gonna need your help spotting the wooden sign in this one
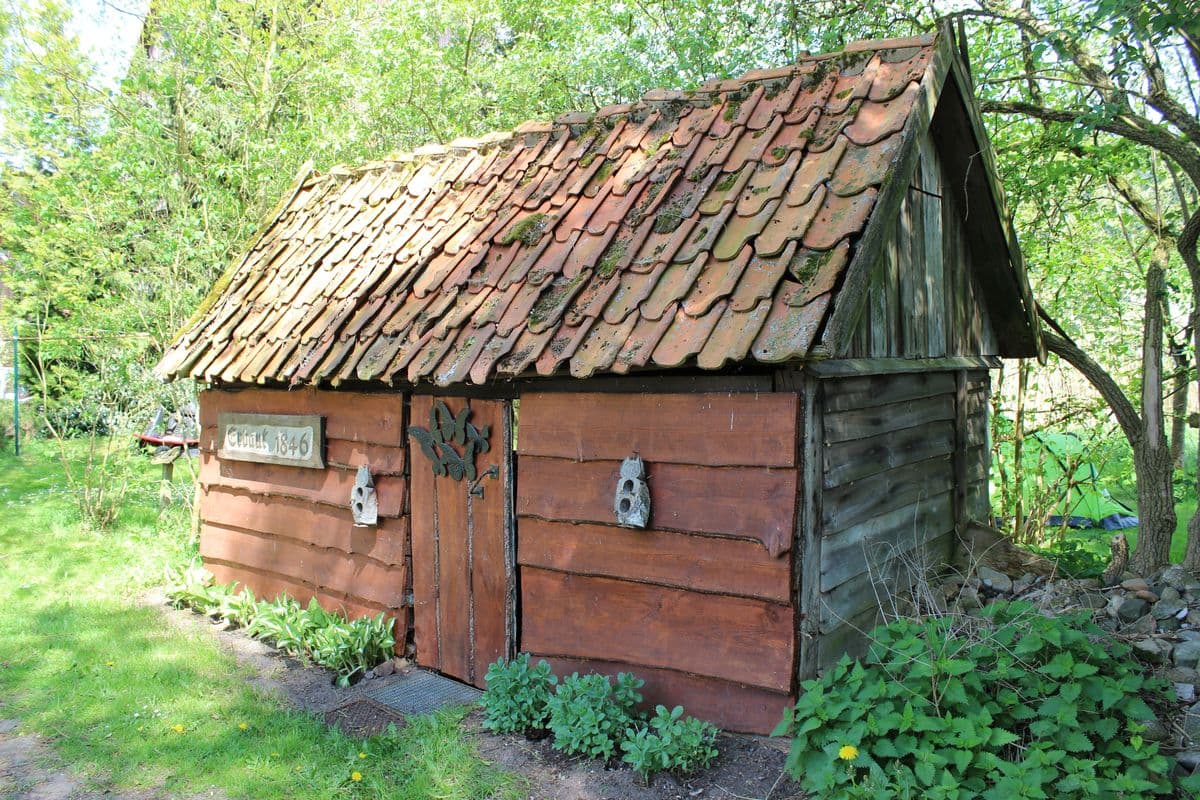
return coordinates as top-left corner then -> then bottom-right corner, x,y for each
217,412 -> 324,469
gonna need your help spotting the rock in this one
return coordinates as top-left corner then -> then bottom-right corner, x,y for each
957,585 -> 983,611
978,566 -> 1013,594
393,657 -> 410,671
1105,595 -> 1125,618
1178,683 -> 1197,703
1012,577 -> 1033,596
1179,631 -> 1200,642
1155,599 -> 1187,620
1178,751 -> 1200,773
1133,638 -> 1173,664
374,659 -> 395,677
1185,702 -> 1200,744
1122,578 -> 1151,592
1167,667 -> 1200,684
1188,610 -> 1200,627
1136,589 -> 1161,602
941,579 -> 963,600
1077,578 -> 1101,590
1124,613 -> 1158,635
1161,586 -> 1183,603
1162,565 -> 1191,591
1175,640 -> 1200,670
1119,598 -> 1150,624
1141,714 -> 1171,743
1161,616 -> 1184,632
1077,592 -> 1108,610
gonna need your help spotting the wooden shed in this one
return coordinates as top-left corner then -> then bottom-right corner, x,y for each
157,26 -> 1040,734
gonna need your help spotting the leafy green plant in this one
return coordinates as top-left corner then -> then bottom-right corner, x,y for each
547,672 -> 643,760
621,704 -> 719,783
1027,536 -> 1111,579
774,602 -> 1175,799
480,653 -> 558,734
166,567 -> 394,685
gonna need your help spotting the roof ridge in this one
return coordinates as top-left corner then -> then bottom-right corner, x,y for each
308,31 -> 940,184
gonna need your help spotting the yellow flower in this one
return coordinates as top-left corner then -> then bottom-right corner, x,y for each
171,724 -> 185,734
838,745 -> 859,761
105,661 -> 114,667
351,771 -> 363,782
358,752 -> 367,759
238,722 -> 248,730
271,752 -> 279,758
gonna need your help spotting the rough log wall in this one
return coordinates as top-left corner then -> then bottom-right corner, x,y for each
197,387 -> 411,644
515,391 -> 798,734
814,370 -> 991,670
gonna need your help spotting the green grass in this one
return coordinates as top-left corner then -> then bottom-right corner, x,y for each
0,439 -> 520,800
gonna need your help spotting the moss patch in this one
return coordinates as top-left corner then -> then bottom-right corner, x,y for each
597,239 -> 629,278
499,213 -> 550,247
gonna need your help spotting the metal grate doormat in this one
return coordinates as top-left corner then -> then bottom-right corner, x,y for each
365,669 -> 482,717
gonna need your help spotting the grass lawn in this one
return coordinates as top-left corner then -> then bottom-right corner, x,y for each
0,440 -> 519,800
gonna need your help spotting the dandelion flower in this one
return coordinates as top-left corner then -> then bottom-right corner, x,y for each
358,752 -> 367,759
172,724 -> 185,734
838,744 -> 859,761
351,771 -> 363,782
105,661 -> 114,667
238,722 -> 248,730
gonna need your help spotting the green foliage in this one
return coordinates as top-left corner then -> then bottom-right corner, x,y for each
1026,537 -> 1111,579
165,565 -> 395,685
621,704 -> 719,782
774,602 -> 1175,800
547,671 -> 644,760
480,653 -> 557,734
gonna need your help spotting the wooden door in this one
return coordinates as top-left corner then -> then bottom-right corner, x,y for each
408,395 -> 514,687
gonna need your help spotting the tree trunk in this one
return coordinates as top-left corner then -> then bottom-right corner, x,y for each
1013,358 -> 1028,541
1130,248 -> 1176,574
1171,343 -> 1189,468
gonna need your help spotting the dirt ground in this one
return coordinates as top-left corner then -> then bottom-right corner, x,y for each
155,594 -> 805,800
2,596 -> 802,800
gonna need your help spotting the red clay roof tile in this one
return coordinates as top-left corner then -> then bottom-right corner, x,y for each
160,35 -> 946,386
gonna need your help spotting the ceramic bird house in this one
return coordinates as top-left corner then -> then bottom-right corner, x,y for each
351,465 -> 378,527
614,456 -> 650,529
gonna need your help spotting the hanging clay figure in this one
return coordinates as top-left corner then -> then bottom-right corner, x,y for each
614,455 -> 651,529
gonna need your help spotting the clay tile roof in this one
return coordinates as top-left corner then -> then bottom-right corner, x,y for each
158,31 -> 981,387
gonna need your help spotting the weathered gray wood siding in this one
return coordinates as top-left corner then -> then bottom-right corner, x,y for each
811,368 -> 990,671
849,131 -> 997,359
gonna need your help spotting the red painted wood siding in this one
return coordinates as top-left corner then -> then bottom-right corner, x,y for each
516,391 -> 799,733
197,387 -> 411,644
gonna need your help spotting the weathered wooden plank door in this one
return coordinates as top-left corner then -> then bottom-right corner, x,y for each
408,395 -> 514,687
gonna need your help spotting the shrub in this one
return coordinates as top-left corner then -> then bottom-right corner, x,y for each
621,704 -> 719,782
480,653 -> 558,734
548,671 -> 643,760
774,601 -> 1175,799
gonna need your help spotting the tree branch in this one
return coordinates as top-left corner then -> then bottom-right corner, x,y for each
1039,327 -> 1142,444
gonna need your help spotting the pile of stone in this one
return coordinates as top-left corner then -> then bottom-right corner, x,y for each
943,563 -> 1200,774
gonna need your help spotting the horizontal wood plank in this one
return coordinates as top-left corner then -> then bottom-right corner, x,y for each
205,561 -> 409,652
200,486 -> 409,565
200,386 -> 405,446
823,419 -> 954,488
199,453 -> 406,517
808,356 -> 999,377
819,531 -> 954,630
517,456 -> 797,556
517,518 -> 790,603
517,392 -> 798,467
821,490 -> 954,592
823,394 -> 955,444
821,371 -> 955,413
520,568 -> 794,691
201,523 -> 408,609
816,604 -> 882,671
200,426 -> 408,475
822,455 -> 953,534
540,656 -> 794,735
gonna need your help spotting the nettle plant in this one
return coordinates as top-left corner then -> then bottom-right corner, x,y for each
480,653 -> 558,734
622,704 -> 719,782
774,602 -> 1180,800
547,671 -> 644,760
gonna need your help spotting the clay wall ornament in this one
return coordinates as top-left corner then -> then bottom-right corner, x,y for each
614,455 -> 651,528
